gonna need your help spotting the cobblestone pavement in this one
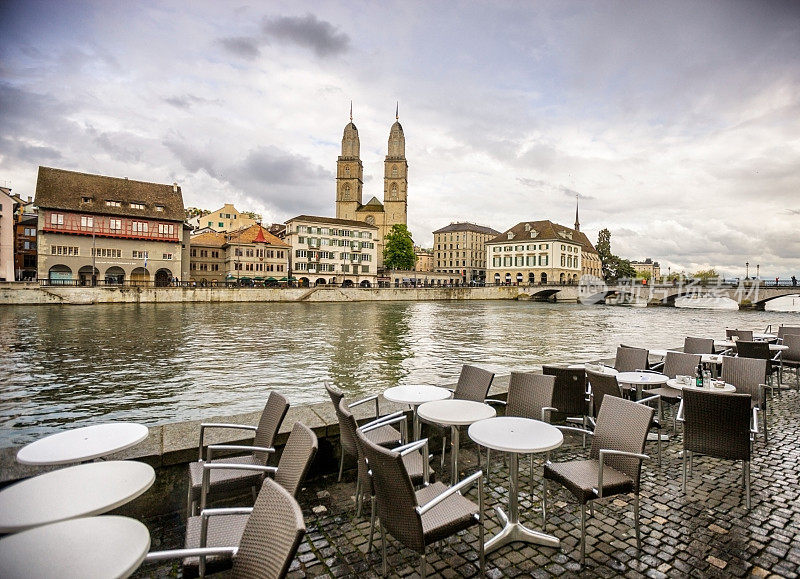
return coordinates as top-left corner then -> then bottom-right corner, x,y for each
136,388 -> 800,578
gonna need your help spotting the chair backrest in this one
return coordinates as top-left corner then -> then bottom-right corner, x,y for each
327,383 -> 357,458
663,351 -> 701,379
338,399 -> 371,489
783,333 -> 800,363
232,478 -> 306,579
778,326 -> 800,340
735,341 -> 770,362
254,392 -> 290,464
274,422 -> 318,497
586,369 -> 622,418
542,365 -> 587,416
589,396 -> 652,487
453,364 -> 495,402
726,329 -> 753,342
684,337 -> 715,355
506,372 -> 555,421
356,429 -> 424,553
682,389 -> 751,461
614,346 -> 649,373
721,356 -> 766,405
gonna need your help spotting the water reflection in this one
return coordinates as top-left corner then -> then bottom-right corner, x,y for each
0,301 -> 797,446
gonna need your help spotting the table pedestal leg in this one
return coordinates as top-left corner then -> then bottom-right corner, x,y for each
485,453 -> 560,554
412,406 -> 421,441
451,426 -> 459,482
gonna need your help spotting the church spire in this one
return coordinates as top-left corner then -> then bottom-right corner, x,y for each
574,194 -> 580,232
350,100 -> 353,122
395,101 -> 399,121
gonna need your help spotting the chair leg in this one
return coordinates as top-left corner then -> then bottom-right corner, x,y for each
682,448 -> 688,493
441,435 -> 446,470
419,551 -> 427,578
657,427 -> 662,468
356,478 -> 363,517
580,503 -> 587,566
486,448 -> 491,490
368,497 -> 377,554
338,452 -> 345,482
380,522 -> 388,577
744,461 -> 751,510
634,493 -> 641,550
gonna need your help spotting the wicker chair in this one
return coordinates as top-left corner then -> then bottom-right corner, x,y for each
146,478 -> 305,579
736,341 -> 782,390
180,422 -> 317,577
780,334 -> 800,390
325,381 -> 403,481
777,325 -> 800,342
684,337 -> 715,355
187,391 -> 289,516
678,389 -> 754,509
726,329 -> 754,342
542,365 -> 589,424
586,369 -> 662,466
614,345 -> 649,373
646,352 -> 701,429
543,396 -> 653,565
357,429 -> 485,578
721,356 -> 768,442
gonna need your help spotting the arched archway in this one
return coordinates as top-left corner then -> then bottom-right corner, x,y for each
528,272 -> 535,285
540,272 -> 547,284
298,277 -> 310,287
505,273 -> 512,285
342,279 -> 354,287
104,266 -> 125,285
559,272 -> 565,284
78,265 -> 98,286
155,268 -> 173,287
315,278 -> 326,286
360,280 -> 371,288
516,273 -> 523,285
494,273 -> 500,285
130,267 -> 150,286
48,265 -> 72,285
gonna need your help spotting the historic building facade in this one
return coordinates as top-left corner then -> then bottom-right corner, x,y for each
433,222 -> 501,284
0,187 -> 14,281
285,215 -> 378,287
334,112 -> 408,268
34,166 -> 189,285
630,258 -> 661,279
188,203 -> 258,233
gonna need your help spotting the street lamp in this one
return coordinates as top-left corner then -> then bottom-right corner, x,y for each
745,262 -> 749,280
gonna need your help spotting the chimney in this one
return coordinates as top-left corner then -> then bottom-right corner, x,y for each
173,182 -> 178,193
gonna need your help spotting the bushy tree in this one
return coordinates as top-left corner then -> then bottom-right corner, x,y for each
596,228 -> 636,281
383,224 -> 416,270
693,268 -> 718,281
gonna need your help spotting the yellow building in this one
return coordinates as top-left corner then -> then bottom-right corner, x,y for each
414,247 -> 433,272
631,259 -> 661,279
433,222 -> 500,284
190,203 -> 258,233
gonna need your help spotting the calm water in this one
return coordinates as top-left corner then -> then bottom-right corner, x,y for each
1,301 -> 798,447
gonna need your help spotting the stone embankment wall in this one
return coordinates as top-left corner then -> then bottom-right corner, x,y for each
0,283 -> 580,305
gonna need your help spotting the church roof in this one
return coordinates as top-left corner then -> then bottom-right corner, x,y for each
356,197 -> 385,212
433,222 -> 500,236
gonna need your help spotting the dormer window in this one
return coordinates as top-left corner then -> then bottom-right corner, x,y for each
131,202 -> 145,210
524,223 -> 531,232
530,230 -> 538,238
507,232 -> 515,240
106,200 -> 121,207
81,196 -> 92,203
155,205 -> 165,212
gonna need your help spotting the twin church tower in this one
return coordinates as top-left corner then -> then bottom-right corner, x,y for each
335,107 -> 408,266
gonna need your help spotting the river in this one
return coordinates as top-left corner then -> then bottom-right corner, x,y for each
1,301 -> 798,447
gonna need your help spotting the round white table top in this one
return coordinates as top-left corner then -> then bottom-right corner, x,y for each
0,515 -> 150,578
648,349 -> 723,364
666,378 -> 736,393
616,371 -> 668,385
417,399 -> 496,426
754,332 -> 777,340
0,461 -> 155,533
469,417 -> 563,454
17,422 -> 149,465
771,344 -> 788,352
383,385 -> 452,406
571,364 -> 619,375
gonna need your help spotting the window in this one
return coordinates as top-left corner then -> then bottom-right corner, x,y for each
106,200 -> 121,207
81,196 -> 92,203
191,249 -> 196,257
80,216 -> 94,228
24,227 -> 35,236
493,257 -> 501,267
131,203 -> 145,210
155,205 -> 165,212
133,250 -> 148,259
51,246 -> 79,256
362,265 -> 369,273
218,222 -> 224,228
163,253 -> 173,260
296,250 -> 307,258
132,221 -> 148,233
503,256 -> 512,267
50,213 -> 64,225
158,224 -> 175,236
212,251 -> 219,258
91,248 -> 121,258
110,219 -> 122,231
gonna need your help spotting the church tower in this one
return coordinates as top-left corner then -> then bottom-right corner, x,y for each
383,104 -> 408,236
336,106 -> 363,222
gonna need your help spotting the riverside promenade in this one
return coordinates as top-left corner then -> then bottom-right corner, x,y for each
133,388 -> 800,578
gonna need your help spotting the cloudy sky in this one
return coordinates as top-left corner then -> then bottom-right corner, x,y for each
1,1 -> 799,277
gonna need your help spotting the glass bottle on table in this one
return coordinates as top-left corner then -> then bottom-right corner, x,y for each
695,362 -> 704,387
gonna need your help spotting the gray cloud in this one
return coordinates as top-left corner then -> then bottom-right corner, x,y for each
517,178 -> 594,201
163,94 -> 218,110
0,137 -> 62,162
262,13 -> 350,57
218,36 -> 261,60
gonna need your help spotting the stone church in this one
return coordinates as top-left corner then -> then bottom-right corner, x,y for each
334,110 -> 408,268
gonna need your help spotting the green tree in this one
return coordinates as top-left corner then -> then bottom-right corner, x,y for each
383,224 -> 416,270
693,268 -> 718,281
596,228 -> 636,281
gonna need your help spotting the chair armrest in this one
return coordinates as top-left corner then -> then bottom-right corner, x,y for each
198,423 -> 257,460
638,394 -> 660,406
416,469 -> 482,516
555,425 -> 594,437
648,361 -> 665,372
484,398 -> 507,407
199,507 -> 253,550
200,463 -> 276,510
360,412 -> 407,444
676,399 -> 685,422
206,444 -> 274,462
397,438 -> 430,484
396,438 -> 428,455
145,546 -> 237,562
349,394 -> 380,417
541,406 -> 558,422
596,449 -> 648,498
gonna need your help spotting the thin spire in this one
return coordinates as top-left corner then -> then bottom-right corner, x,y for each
395,101 -> 399,121
349,100 -> 353,122
574,194 -> 580,232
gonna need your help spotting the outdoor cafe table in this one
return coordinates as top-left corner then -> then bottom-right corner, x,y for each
648,349 -> 724,366
568,364 -> 618,375
0,515 -> 150,578
714,340 -> 788,352
383,385 -> 452,441
16,422 -> 149,465
665,378 -> 736,394
615,371 -> 668,400
468,417 -> 563,553
0,461 -> 155,534
417,400 -> 496,480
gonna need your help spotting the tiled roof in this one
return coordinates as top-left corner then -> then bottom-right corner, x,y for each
356,197 -> 384,212
190,231 -> 226,247
433,222 -> 501,235
488,220 -> 598,254
286,215 -> 378,229
228,224 -> 290,247
34,166 -> 185,222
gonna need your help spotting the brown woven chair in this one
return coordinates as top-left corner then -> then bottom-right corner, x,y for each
678,389 -> 754,509
357,428 -> 485,578
721,356 -> 768,442
326,381 -> 403,481
684,336 -> 715,355
180,421 -> 317,577
187,391 -> 289,516
146,478 -> 305,579
647,352 -> 701,429
780,334 -> 800,390
726,329 -> 754,342
614,345 -> 649,373
542,365 -> 589,421
543,396 -> 653,565
736,341 -> 782,390
586,369 -> 663,466
777,325 -> 800,342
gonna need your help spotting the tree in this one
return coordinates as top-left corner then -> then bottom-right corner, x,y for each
596,228 -> 635,281
693,268 -> 718,281
383,224 -> 416,270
